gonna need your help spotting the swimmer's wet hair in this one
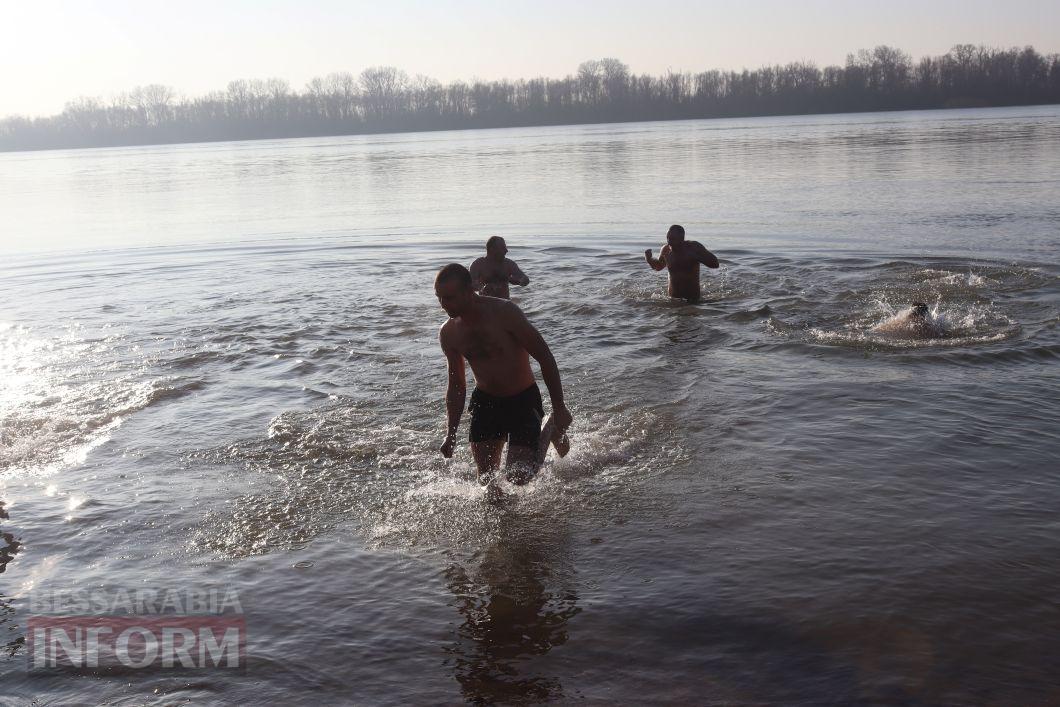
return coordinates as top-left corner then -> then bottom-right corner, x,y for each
912,302 -> 929,317
668,224 -> 685,238
486,235 -> 505,250
436,263 -> 472,289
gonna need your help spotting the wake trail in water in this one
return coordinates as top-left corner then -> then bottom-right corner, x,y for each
187,400 -> 670,558
758,260 -> 1047,355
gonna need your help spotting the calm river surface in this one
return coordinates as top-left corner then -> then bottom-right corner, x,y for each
1,106 -> 1059,705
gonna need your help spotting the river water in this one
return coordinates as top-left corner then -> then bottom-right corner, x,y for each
1,106 -> 1059,705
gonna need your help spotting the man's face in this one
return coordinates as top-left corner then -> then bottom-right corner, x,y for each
488,239 -> 507,259
666,229 -> 684,248
435,280 -> 472,318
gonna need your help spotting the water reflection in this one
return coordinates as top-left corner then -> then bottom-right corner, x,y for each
443,514 -> 580,704
662,307 -> 732,354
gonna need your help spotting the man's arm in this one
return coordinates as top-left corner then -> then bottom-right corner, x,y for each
469,259 -> 485,293
504,303 -> 572,432
439,326 -> 466,457
693,242 -> 720,269
506,259 -> 530,287
644,244 -> 669,271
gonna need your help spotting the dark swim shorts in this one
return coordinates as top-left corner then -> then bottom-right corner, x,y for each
468,384 -> 544,447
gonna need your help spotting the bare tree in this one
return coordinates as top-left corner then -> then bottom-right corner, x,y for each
360,66 -> 408,122
129,84 -> 176,126
599,58 -> 630,102
576,59 -> 603,104
325,72 -> 358,120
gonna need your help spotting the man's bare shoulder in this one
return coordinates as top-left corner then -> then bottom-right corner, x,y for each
478,295 -> 522,320
478,294 -> 517,312
439,317 -> 459,343
469,257 -> 487,271
689,240 -> 719,266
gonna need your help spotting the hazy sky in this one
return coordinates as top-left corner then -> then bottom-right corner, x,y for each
2,0 -> 1058,117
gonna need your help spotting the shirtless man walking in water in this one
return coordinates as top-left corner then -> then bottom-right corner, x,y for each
435,263 -> 572,496
470,236 -> 529,299
644,224 -> 720,301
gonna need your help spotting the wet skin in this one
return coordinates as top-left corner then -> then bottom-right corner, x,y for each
645,235 -> 720,301
436,282 -> 571,489
470,241 -> 529,299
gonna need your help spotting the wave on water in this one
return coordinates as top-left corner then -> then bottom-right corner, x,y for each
366,407 -> 665,551
582,255 -> 1051,361
802,300 -> 1021,350
2,243 -> 1055,571
919,268 -> 996,288
0,323 -> 201,479
188,402 -> 671,559
761,261 -> 1045,353
1,249 -> 1052,498
607,266 -> 756,305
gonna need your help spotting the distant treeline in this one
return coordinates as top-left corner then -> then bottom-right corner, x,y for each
3,44 -> 1059,152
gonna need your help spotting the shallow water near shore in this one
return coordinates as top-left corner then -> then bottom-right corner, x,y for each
1,106 -> 1059,704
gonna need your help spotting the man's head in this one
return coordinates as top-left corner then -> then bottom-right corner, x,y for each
486,235 -> 507,259
666,224 -> 685,247
910,302 -> 929,320
435,263 -> 474,317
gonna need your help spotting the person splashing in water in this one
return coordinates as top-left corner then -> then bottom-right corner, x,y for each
874,301 -> 944,338
644,224 -> 720,302
435,263 -> 572,501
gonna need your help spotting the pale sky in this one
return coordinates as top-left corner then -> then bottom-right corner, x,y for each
1,0 -> 1057,117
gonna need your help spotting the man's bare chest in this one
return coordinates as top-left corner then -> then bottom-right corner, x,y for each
454,323 -> 514,362
479,262 -> 508,283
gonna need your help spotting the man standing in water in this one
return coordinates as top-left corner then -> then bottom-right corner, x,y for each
644,224 -> 720,301
470,236 -> 530,299
435,263 -> 572,496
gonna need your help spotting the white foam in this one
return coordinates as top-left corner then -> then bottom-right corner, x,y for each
872,305 -> 946,338
806,296 -> 1019,349
919,268 -> 995,287
405,477 -> 483,501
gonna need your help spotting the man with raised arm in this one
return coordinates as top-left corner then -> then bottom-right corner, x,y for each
470,236 -> 530,299
435,263 -> 572,498
644,224 -> 720,302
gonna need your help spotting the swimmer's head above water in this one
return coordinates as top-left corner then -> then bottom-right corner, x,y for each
911,302 -> 930,320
